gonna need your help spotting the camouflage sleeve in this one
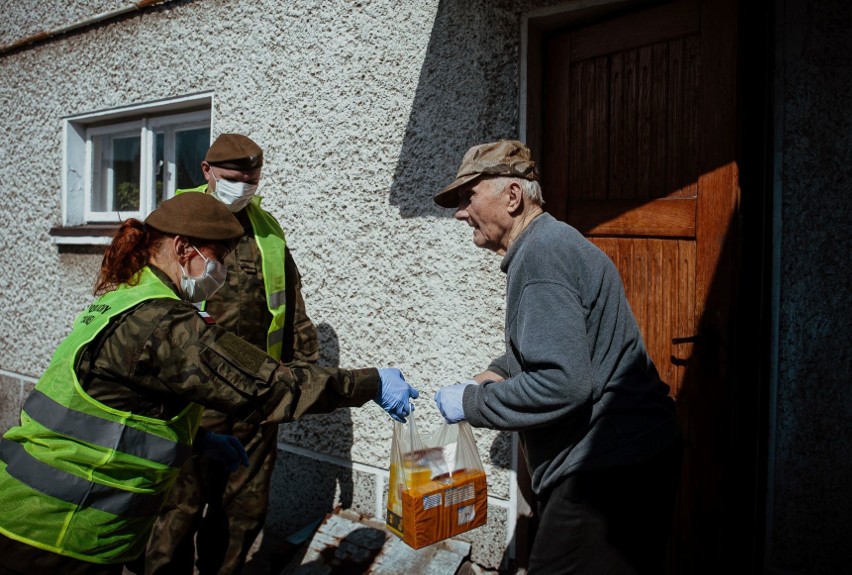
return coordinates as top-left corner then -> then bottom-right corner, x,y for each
136,300 -> 379,424
286,250 -> 320,364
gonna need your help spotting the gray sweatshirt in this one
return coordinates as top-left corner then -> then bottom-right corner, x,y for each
463,213 -> 677,495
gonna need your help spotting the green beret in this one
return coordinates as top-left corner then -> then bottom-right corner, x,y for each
145,193 -> 243,240
205,133 -> 264,170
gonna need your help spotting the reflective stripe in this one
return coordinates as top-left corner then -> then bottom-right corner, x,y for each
23,390 -> 192,467
268,327 -> 285,348
244,202 -> 287,360
268,289 -> 286,309
0,440 -> 161,517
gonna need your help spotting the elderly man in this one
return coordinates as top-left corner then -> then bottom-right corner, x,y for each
434,140 -> 680,574
143,134 -> 417,575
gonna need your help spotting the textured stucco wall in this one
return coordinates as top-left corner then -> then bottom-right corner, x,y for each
0,0 -> 130,47
0,0 -> 568,568
768,0 -> 852,573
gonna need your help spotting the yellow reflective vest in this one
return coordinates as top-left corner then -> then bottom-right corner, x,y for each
0,267 -> 204,563
177,185 -> 287,360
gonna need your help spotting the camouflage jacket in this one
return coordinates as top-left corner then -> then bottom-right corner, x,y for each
77,267 -> 379,423
204,207 -> 319,364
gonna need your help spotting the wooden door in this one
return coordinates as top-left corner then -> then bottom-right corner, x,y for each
529,0 -> 739,572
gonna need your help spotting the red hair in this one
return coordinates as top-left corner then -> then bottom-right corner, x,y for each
94,219 -> 161,295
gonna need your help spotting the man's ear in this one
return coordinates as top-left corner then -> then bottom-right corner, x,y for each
505,181 -> 524,214
201,161 -> 214,184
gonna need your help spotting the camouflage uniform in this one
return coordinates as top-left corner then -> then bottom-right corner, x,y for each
0,265 -> 378,575
76,266 -> 374,421
144,208 -> 321,575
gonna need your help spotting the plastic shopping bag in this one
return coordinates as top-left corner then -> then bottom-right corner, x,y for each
385,412 -> 487,549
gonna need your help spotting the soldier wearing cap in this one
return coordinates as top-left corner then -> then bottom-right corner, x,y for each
144,134 -> 417,575
433,140 -> 680,574
0,193 -> 416,575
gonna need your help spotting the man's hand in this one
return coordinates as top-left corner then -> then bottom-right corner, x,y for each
434,380 -> 476,423
375,368 -> 420,423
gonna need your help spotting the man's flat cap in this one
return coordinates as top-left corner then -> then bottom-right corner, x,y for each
205,133 -> 264,170
434,140 -> 538,208
146,193 -> 243,240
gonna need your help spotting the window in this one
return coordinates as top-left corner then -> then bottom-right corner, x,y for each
58,94 -> 212,243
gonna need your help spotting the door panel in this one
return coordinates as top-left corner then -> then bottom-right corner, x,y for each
593,237 -> 696,398
535,0 -> 739,572
543,0 -> 703,396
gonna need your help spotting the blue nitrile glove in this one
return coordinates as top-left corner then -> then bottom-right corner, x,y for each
375,368 -> 420,423
200,431 -> 249,472
434,380 -> 476,424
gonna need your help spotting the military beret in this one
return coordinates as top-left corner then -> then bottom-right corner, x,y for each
145,193 -> 243,240
204,133 -> 264,170
434,140 -> 539,208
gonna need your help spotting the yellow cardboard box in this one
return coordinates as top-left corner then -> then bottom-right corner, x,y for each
386,467 -> 487,549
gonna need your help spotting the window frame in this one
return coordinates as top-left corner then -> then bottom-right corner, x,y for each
59,93 -> 213,244
148,111 -> 212,210
85,119 -> 147,223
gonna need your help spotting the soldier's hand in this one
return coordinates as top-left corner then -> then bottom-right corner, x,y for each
374,368 -> 419,423
200,431 -> 249,472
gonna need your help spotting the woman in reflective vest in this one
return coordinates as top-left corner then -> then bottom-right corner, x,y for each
0,193 -> 244,572
0,193 -> 415,574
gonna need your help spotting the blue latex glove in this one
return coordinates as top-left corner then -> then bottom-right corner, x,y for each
434,380 -> 476,423
200,431 -> 249,472
375,368 -> 420,423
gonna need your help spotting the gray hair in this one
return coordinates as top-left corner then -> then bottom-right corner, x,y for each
485,176 -> 544,206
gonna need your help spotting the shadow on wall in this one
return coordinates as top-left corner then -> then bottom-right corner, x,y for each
250,322 -> 356,567
488,431 -> 532,572
314,321 -> 355,510
388,0 -> 523,218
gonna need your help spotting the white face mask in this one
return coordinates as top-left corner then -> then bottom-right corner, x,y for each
211,177 -> 258,212
180,246 -> 228,303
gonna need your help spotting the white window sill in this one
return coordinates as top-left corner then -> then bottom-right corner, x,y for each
49,224 -> 118,246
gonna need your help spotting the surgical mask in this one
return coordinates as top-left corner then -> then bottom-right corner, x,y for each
212,177 -> 258,212
180,246 -> 227,303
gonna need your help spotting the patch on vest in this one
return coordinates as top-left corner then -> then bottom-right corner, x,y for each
197,310 -> 216,325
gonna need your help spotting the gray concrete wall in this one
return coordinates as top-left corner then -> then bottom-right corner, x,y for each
767,0 -> 852,573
